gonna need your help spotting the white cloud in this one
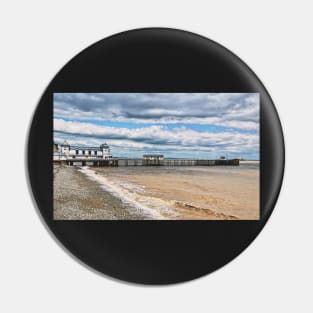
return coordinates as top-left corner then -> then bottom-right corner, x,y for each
54,119 -> 259,158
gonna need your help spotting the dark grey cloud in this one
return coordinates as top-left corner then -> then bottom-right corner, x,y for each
54,93 -> 259,130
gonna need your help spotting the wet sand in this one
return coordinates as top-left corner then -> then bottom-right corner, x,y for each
94,163 -> 260,220
54,162 -> 259,220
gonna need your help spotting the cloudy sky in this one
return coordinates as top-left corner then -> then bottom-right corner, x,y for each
53,93 -> 260,159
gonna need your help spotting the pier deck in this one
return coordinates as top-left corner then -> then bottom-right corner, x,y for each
54,158 -> 240,167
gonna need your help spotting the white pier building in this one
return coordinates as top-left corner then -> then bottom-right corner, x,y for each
53,140 -> 112,160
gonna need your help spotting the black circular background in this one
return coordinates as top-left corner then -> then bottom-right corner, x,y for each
27,28 -> 285,284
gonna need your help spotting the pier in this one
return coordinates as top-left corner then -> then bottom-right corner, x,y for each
54,158 -> 240,167
54,142 -> 240,167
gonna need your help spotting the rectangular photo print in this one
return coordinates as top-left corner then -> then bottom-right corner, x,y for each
53,93 -> 260,220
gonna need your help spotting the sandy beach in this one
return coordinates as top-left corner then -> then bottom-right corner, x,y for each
54,162 -> 259,220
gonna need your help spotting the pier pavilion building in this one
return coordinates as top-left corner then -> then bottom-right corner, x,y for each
53,140 -> 112,160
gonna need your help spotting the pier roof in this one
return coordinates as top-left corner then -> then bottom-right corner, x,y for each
61,140 -> 70,147
70,145 -> 102,151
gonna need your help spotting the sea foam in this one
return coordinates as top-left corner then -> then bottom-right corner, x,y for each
78,167 -> 178,219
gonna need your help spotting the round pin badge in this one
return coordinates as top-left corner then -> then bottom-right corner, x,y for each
27,28 -> 284,284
